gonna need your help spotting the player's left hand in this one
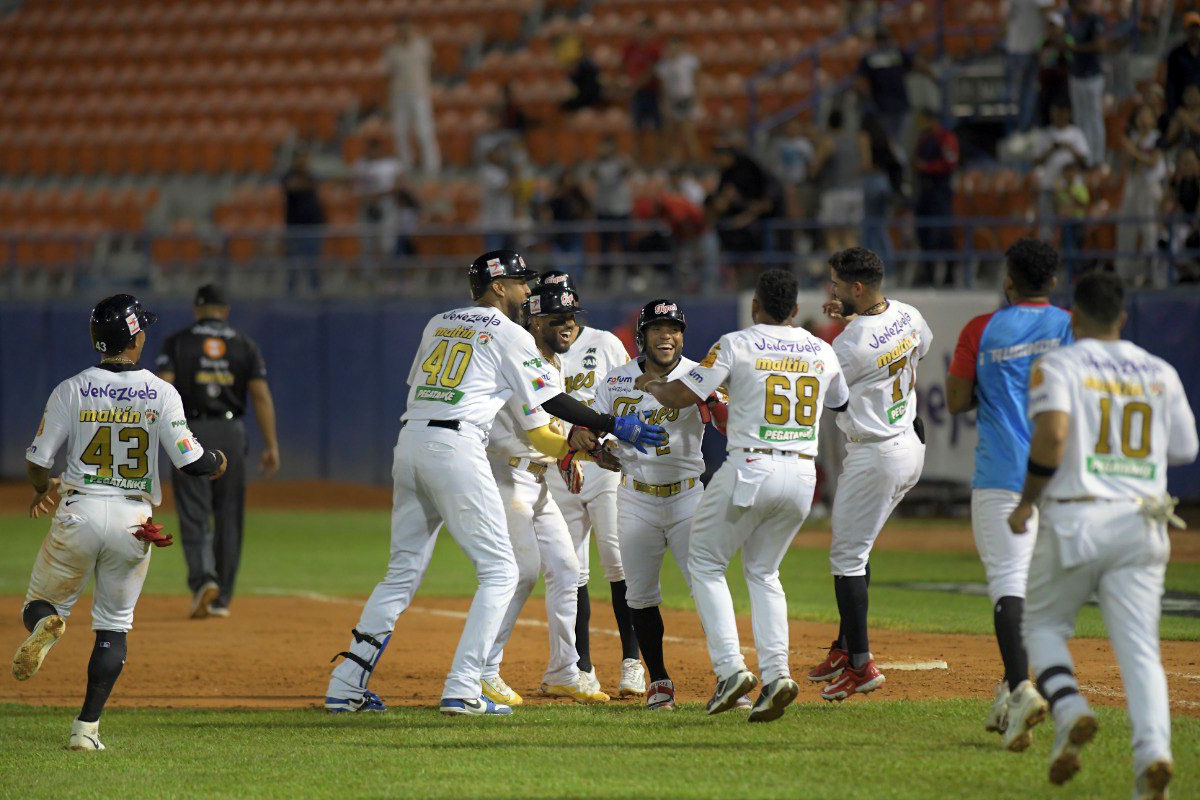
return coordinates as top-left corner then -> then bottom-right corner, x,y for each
557,451 -> 585,494
211,449 -> 228,481
568,425 -> 599,452
1008,502 -> 1035,534
612,413 -> 668,453
590,442 -> 621,472
29,478 -> 61,519
823,299 -> 846,320
260,446 -> 280,477
633,374 -> 657,392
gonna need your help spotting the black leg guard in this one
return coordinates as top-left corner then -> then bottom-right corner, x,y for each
79,631 -> 127,723
22,600 -> 58,633
629,605 -> 667,682
575,585 -> 592,673
1036,665 -> 1081,710
834,575 -> 870,659
994,596 -> 1029,692
609,580 -> 640,661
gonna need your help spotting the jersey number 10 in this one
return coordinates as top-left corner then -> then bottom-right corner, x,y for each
1095,397 -> 1151,458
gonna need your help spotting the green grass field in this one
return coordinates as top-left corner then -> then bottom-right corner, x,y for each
2,510 -> 1198,799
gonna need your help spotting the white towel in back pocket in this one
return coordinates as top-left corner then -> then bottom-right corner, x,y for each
732,460 -> 771,508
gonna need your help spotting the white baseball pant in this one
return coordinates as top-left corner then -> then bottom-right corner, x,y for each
328,424 -> 518,702
549,463 -> 624,585
971,488 -> 1039,603
616,482 -> 701,610
829,430 -> 925,576
484,459 -> 581,686
24,495 -> 153,632
1024,501 -> 1172,777
688,453 -> 815,684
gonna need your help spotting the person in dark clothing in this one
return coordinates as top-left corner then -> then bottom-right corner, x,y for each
281,149 -> 325,259
498,83 -> 532,134
708,144 -> 787,259
157,285 -> 280,620
859,113 -> 903,267
1036,13 -> 1072,127
543,169 -> 593,275
913,107 -> 961,285
562,48 -> 604,112
856,28 -> 921,145
1165,12 -> 1200,115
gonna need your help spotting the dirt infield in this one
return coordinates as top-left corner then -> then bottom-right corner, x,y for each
3,594 -> 1198,716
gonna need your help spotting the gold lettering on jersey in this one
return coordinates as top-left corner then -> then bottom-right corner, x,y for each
79,408 -> 142,424
433,326 -> 477,339
754,357 -> 810,373
613,396 -> 678,425
700,343 -> 720,368
565,371 -> 595,393
875,335 -> 916,368
1083,377 -> 1144,396
196,371 -> 236,386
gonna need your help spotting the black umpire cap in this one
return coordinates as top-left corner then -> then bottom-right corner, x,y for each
525,283 -> 585,318
90,294 -> 158,355
194,284 -> 228,307
636,298 -> 686,351
468,249 -> 539,299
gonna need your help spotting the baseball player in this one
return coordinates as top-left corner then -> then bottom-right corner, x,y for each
807,247 -> 931,702
480,284 -> 613,707
594,299 -> 727,711
946,238 -> 1073,749
324,250 -> 665,716
12,294 -> 228,751
1009,272 -> 1196,799
538,271 -> 645,697
637,269 -> 849,723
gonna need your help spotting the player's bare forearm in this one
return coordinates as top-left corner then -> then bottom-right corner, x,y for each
1017,411 -> 1069,506
26,461 -> 51,493
635,377 -> 698,409
26,461 -> 60,519
250,379 -> 281,475
945,374 -> 977,413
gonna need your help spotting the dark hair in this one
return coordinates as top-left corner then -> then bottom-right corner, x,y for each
829,247 -> 884,287
1073,272 -> 1125,326
1005,238 -> 1059,295
755,269 -> 799,322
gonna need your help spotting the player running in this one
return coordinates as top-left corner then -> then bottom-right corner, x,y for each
481,284 -> 614,707
324,251 -> 665,716
946,239 -> 1073,749
637,270 -> 848,723
808,247 -> 931,702
594,299 -> 728,711
1010,273 -> 1196,799
539,271 -> 645,698
12,294 -> 228,751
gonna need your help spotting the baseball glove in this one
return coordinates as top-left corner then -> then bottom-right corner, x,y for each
557,451 -> 585,494
131,517 -> 173,548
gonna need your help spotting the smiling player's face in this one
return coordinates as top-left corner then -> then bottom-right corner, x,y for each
534,314 -> 578,355
643,321 -> 684,369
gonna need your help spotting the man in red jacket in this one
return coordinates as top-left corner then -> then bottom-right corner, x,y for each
913,107 -> 961,286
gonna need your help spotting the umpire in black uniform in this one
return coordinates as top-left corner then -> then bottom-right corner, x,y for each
157,285 -> 280,619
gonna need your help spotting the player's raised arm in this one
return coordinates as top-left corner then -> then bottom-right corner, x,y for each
637,336 -> 731,409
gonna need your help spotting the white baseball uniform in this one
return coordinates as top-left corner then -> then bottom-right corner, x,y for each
24,365 -> 206,631
681,324 -> 849,683
829,301 -> 931,576
1023,338 -> 1197,778
595,357 -> 707,610
546,325 -> 630,585
327,306 -> 562,703
483,367 -> 582,687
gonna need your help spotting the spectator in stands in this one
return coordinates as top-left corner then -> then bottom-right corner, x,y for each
590,135 -> 634,274
1006,0 -> 1055,132
1065,0 -> 1107,166
856,27 -> 927,149
385,18 -> 440,174
1033,100 -> 1090,237
1165,83 -> 1200,155
561,45 -> 604,113
352,137 -> 403,258
1036,12 -> 1072,127
479,143 -> 517,251
498,83 -> 532,136
668,168 -> 720,291
772,117 -> 816,226
656,37 -> 703,164
1164,11 -> 1200,115
623,17 -> 664,163
913,107 -> 961,285
394,181 -> 421,257
815,109 -> 862,253
708,141 -> 786,271
542,168 -> 592,276
281,149 -> 325,282
1163,147 -> 1200,282
859,112 -> 903,269
1117,103 -> 1167,285
1055,159 -> 1091,276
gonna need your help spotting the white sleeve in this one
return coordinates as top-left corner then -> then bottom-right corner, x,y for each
824,353 -> 850,409
499,330 -> 563,409
26,383 -> 71,468
917,312 -> 934,359
593,370 -> 613,415
1027,355 -> 1072,418
1166,370 -> 1199,466
508,392 -> 553,432
678,336 -> 731,401
160,385 -> 206,469
832,335 -> 861,386
407,319 -> 435,387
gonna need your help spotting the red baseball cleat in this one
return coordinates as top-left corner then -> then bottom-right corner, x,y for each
807,641 -> 848,683
820,659 -> 885,701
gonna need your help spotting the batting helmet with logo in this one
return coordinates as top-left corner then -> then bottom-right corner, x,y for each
524,283 -> 586,319
635,299 -> 687,352
90,294 -> 158,355
468,249 -> 539,299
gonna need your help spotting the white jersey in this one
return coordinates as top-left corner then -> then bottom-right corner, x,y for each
559,326 -> 630,407
596,357 -> 707,484
681,324 -> 849,455
1028,339 -> 1198,501
403,306 -> 561,432
26,365 -> 205,505
833,300 -> 933,440
488,354 -> 564,465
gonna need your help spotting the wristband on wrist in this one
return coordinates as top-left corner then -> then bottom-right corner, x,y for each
1026,458 -> 1057,477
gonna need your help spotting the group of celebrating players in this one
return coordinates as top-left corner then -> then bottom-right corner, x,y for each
11,239 -> 1194,800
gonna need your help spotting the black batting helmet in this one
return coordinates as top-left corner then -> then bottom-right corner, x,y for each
537,270 -> 578,295
636,298 -> 686,351
90,294 -> 158,355
524,283 -> 585,319
468,249 -> 539,299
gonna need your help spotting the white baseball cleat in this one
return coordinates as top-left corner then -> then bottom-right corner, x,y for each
618,658 -> 646,697
580,667 -> 602,695
1003,679 -> 1048,752
481,675 -> 523,707
12,614 -> 65,681
1048,711 -> 1098,785
1133,758 -> 1173,800
68,718 -> 105,751
985,680 -> 1010,734
647,679 -> 675,711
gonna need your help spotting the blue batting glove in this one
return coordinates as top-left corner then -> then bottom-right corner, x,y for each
612,413 -> 668,453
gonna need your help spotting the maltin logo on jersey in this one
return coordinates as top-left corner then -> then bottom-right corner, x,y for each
758,425 -> 815,442
414,386 -> 465,405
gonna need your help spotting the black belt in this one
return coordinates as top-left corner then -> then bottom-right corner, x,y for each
402,419 -> 460,431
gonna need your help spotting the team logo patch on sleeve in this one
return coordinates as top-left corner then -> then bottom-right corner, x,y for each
700,343 -> 720,368
176,438 -> 196,455
521,404 -> 539,415
531,376 -> 548,390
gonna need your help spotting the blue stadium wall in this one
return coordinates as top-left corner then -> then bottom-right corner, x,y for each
3,291 -> 1198,499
